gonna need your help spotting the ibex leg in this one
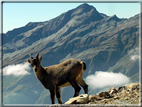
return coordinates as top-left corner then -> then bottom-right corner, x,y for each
56,87 -> 63,104
49,89 -> 55,104
77,78 -> 88,94
69,79 -> 81,97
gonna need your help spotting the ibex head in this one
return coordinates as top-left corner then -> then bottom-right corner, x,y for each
27,53 -> 42,72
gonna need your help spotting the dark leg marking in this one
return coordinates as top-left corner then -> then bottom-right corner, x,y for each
49,89 -> 55,104
77,79 -> 88,94
56,87 -> 62,104
69,79 -> 81,97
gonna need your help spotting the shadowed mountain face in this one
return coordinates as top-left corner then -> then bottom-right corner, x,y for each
2,3 -> 140,104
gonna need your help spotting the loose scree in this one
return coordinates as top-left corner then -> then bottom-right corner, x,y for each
27,53 -> 88,104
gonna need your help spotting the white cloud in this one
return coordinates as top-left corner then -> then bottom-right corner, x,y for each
85,71 -> 130,89
3,62 -> 31,76
130,55 -> 140,61
128,47 -> 140,61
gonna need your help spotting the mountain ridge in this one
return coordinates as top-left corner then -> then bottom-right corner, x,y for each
3,3 -> 105,45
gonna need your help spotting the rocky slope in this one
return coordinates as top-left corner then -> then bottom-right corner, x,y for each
2,3 -> 140,104
52,83 -> 141,106
88,83 -> 141,105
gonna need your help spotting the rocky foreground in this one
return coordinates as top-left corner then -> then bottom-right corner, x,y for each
50,83 -> 141,106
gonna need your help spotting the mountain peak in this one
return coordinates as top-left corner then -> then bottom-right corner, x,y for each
107,14 -> 121,22
76,3 -> 97,13
77,3 -> 94,9
71,3 -> 104,21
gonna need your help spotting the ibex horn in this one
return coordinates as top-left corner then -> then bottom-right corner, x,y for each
36,53 -> 39,59
29,53 -> 33,59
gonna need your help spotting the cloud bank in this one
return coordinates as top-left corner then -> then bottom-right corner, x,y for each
130,55 -> 140,61
128,47 -> 140,61
3,62 -> 31,76
85,71 -> 130,89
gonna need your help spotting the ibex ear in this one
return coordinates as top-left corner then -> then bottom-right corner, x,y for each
27,59 -> 31,63
39,56 -> 42,63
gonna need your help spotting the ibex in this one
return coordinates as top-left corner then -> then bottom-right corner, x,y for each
27,53 -> 88,104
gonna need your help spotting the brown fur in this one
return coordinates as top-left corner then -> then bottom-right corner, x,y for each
27,53 -> 88,104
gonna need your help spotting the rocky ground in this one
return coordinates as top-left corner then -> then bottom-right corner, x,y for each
88,83 -> 141,105
50,83 -> 141,107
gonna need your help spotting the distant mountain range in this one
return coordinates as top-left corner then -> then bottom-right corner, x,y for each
2,3 -> 140,104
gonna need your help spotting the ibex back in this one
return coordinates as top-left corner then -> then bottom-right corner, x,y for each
27,53 -> 88,104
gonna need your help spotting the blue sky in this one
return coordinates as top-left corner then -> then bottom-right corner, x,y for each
2,2 -> 140,33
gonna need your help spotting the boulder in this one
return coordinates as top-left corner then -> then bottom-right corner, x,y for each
107,87 -> 118,95
97,92 -> 110,98
88,95 -> 97,102
117,86 -> 124,92
65,94 -> 89,104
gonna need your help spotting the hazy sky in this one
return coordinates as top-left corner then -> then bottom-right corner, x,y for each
2,2 -> 140,33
